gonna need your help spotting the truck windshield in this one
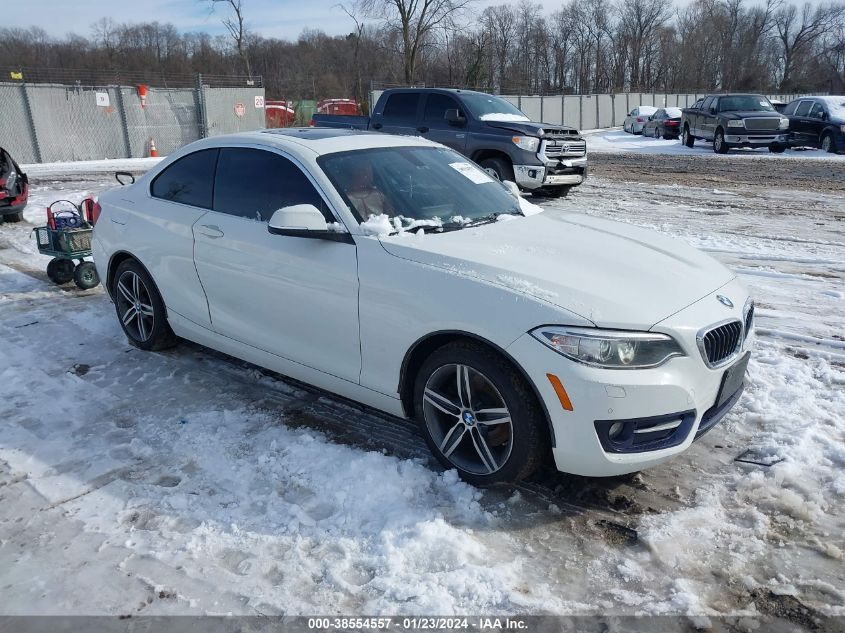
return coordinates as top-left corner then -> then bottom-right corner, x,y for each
719,96 -> 775,112
460,94 -> 530,122
318,146 -> 522,231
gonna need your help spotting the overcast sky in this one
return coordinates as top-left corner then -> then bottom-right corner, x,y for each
19,0 -> 697,41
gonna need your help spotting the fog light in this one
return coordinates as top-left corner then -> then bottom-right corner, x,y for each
609,422 -> 624,439
528,169 -> 537,178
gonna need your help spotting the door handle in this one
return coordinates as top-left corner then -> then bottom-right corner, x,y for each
372,122 -> 382,130
198,224 -> 224,238
417,126 -> 429,133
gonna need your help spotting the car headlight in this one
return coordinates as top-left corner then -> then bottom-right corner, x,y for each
779,118 -> 789,130
531,326 -> 685,369
512,136 -> 539,152
727,120 -> 744,128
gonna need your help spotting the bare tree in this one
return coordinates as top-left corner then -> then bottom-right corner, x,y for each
775,1 -> 845,89
355,0 -> 475,83
208,0 -> 251,76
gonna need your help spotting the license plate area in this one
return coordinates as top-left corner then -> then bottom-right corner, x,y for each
716,352 -> 750,408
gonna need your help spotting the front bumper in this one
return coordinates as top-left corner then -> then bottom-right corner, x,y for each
513,157 -> 588,190
506,280 -> 752,477
724,133 -> 788,147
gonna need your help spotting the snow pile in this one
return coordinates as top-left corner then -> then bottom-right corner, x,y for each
359,213 -> 394,236
479,113 -> 530,122
495,274 -> 558,302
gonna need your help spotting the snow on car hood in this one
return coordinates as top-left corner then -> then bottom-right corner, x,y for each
378,211 -> 735,329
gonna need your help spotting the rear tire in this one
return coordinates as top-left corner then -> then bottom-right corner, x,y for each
479,157 -> 515,184
46,258 -> 74,285
3,211 -> 23,222
821,132 -> 837,154
683,126 -> 695,148
73,261 -> 100,290
113,259 -> 177,351
413,341 -> 545,486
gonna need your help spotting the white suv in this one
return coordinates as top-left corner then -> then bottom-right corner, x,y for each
93,129 -> 753,485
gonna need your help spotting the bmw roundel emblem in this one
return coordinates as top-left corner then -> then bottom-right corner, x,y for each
717,295 -> 734,308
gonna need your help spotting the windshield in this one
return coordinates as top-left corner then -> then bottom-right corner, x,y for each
318,146 -> 522,232
719,95 -> 775,112
460,94 -> 529,122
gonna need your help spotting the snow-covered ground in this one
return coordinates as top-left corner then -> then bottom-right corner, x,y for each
585,128 -> 845,160
0,166 -> 843,626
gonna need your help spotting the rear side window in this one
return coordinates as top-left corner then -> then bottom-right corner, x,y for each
213,148 -> 331,222
383,93 -> 420,119
702,97 -> 714,112
424,94 -> 461,121
783,101 -> 799,115
795,100 -> 812,116
809,102 -> 825,119
151,149 -> 218,208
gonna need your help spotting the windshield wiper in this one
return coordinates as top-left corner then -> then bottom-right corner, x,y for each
460,209 -> 522,228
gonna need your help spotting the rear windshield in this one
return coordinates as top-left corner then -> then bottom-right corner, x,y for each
718,96 -> 775,112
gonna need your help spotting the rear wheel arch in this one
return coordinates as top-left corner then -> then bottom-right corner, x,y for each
398,330 -> 555,447
107,252 -> 156,300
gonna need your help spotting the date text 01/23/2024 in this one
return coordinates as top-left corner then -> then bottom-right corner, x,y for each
307,617 -> 529,630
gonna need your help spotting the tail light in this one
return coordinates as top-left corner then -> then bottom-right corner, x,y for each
81,197 -> 102,226
309,119 -> 315,127
666,120 -> 679,126
637,117 -> 645,123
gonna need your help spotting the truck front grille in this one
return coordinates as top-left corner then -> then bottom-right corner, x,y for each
743,117 -> 780,131
543,139 -> 586,159
698,320 -> 742,367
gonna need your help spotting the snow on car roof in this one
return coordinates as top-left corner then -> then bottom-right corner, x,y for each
817,95 -> 845,116
246,128 -> 436,155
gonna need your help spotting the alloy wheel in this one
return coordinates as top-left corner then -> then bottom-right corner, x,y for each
423,363 -> 513,475
115,270 -> 155,342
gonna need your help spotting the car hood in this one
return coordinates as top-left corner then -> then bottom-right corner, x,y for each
482,120 -> 581,138
378,211 -> 735,329
722,110 -> 782,119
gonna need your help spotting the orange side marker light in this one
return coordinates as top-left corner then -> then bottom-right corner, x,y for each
546,373 -> 573,411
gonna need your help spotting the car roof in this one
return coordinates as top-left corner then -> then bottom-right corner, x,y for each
193,128 -> 438,157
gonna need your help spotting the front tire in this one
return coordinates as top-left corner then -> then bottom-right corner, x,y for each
479,157 -> 515,184
714,129 -> 729,154
534,186 -> 570,199
683,126 -> 695,148
413,341 -> 545,486
73,261 -> 100,290
768,145 -> 786,154
113,259 -> 177,351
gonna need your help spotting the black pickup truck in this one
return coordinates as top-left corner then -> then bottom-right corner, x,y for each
680,94 -> 790,154
312,88 -> 587,197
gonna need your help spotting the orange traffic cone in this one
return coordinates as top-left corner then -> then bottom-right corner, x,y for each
149,138 -> 158,158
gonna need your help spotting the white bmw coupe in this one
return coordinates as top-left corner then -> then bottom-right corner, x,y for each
93,129 -> 753,485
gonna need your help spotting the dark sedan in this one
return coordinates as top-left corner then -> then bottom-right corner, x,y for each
0,147 -> 29,223
642,107 -> 683,139
784,96 -> 845,154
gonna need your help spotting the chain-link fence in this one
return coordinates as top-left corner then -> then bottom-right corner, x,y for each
0,81 -> 266,164
369,89 -> 810,130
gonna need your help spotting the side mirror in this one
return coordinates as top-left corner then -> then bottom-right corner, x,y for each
709,107 -> 717,115
819,111 -> 828,120
445,108 -> 466,126
268,204 -> 352,243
